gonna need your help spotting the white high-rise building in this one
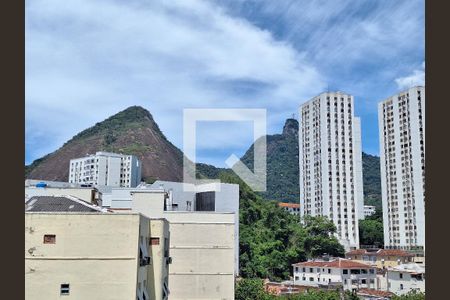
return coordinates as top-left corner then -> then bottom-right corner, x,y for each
69,151 -> 142,187
299,91 -> 364,250
378,86 -> 425,250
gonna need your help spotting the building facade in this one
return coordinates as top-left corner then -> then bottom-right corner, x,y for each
346,249 -> 414,269
292,258 -> 377,291
364,205 -> 376,217
107,189 -> 237,300
299,91 -> 365,250
101,180 -> 240,275
386,263 -> 425,295
25,212 -> 169,300
278,202 -> 300,216
69,151 -> 141,187
378,86 -> 425,250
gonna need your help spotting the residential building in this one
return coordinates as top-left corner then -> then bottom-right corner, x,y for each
292,258 -> 377,291
364,205 -> 376,217
299,91 -> 365,250
346,249 -> 414,269
109,188 -> 237,300
101,180 -> 240,275
25,196 -> 170,300
378,86 -> 425,250
69,151 -> 141,187
278,202 -> 300,216
386,263 -> 425,295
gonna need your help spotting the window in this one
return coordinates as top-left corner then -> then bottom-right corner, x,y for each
400,284 -> 404,290
328,269 -> 331,274
150,237 -> 160,245
310,268 -> 313,273
43,234 -> 56,244
309,277 -> 314,281
295,276 -> 299,281
399,273 -> 403,279
302,267 -> 306,272
343,269 -> 348,274
60,284 -> 70,295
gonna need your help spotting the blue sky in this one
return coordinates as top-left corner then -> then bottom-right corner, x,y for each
25,0 -> 424,167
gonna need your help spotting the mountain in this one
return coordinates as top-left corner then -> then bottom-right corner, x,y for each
25,106 -> 186,182
238,119 -> 382,208
240,118 -> 300,203
26,108 -> 382,209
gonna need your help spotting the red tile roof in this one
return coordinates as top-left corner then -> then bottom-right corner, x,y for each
278,202 -> 300,208
293,258 -> 373,269
345,249 -> 414,257
357,288 -> 394,298
376,249 -> 414,257
346,249 -> 367,256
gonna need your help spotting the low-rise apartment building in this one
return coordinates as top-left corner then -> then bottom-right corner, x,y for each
278,202 -> 300,216
25,196 -> 169,300
387,263 -> 425,295
346,249 -> 414,269
292,258 -> 377,291
364,205 -> 376,217
69,151 -> 141,187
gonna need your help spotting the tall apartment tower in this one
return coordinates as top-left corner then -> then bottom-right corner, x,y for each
299,91 -> 364,250
69,151 -> 142,187
378,86 -> 425,250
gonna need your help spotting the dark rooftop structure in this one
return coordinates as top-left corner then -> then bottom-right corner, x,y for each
25,196 -> 105,212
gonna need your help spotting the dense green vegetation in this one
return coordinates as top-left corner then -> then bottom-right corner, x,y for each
392,290 -> 425,300
362,152 -> 382,211
240,119 -> 299,203
67,106 -> 159,143
235,278 -> 425,300
218,172 -> 344,281
236,278 -> 359,300
359,209 -> 384,247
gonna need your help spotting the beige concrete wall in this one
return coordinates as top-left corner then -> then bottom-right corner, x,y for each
25,187 -> 96,204
164,212 -> 235,300
148,219 -> 170,300
25,213 -> 140,300
131,191 -> 166,217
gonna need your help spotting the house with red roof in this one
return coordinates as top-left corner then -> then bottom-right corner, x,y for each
345,249 -> 414,269
292,258 -> 378,291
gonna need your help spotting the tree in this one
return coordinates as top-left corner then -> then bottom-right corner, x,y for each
219,172 -> 345,281
359,218 -> 384,247
235,278 -> 270,300
391,290 -> 425,300
303,215 -> 345,258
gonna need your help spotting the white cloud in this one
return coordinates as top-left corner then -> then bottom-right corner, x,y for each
25,0 -> 325,164
395,62 -> 425,90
